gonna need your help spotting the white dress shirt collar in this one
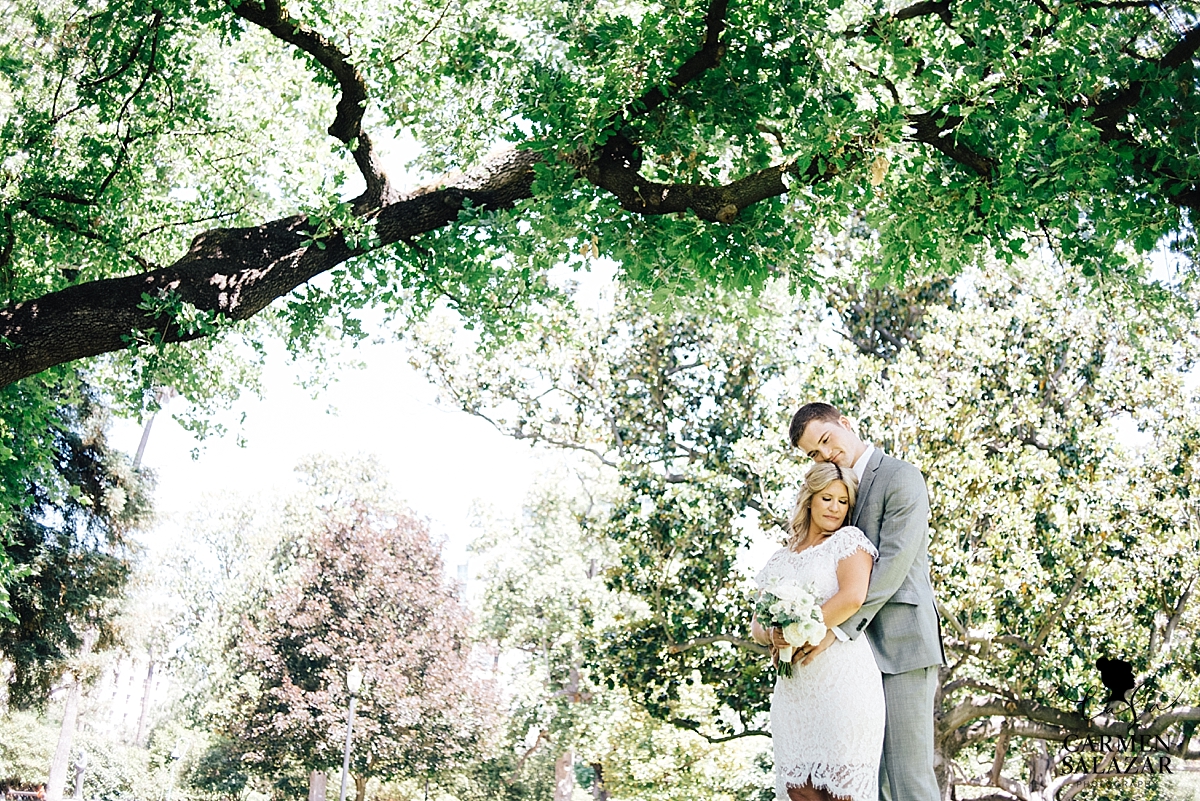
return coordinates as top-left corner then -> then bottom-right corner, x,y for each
852,443 -> 876,482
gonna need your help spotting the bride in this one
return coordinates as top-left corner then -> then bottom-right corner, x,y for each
751,463 -> 885,801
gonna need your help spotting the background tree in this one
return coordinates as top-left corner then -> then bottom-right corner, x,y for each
410,256 -> 1200,799
168,457 -> 496,800
0,374 -> 153,704
412,283 -> 803,740
0,708 -> 57,788
462,484 -> 774,801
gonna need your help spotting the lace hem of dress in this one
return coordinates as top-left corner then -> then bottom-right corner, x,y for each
777,762 -> 876,801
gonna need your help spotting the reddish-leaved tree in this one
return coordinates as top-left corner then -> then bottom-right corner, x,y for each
224,501 -> 495,798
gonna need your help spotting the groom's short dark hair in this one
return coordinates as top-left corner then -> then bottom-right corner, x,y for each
789,402 -> 842,447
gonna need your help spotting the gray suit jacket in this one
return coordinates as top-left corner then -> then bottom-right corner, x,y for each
844,450 -> 945,674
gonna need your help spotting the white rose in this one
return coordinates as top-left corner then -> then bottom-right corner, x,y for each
781,622 -> 807,646
771,583 -> 804,602
801,619 -> 827,645
782,620 -> 828,647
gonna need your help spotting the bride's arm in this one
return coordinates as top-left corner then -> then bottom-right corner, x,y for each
821,549 -> 874,628
799,549 -> 874,667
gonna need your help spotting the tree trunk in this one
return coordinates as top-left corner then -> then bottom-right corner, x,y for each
46,678 -> 81,801
46,631 -> 96,801
934,670 -> 953,801
934,741 -> 955,801
353,774 -> 366,801
308,771 -> 327,801
134,654 -> 155,746
1028,739 -> 1052,801
554,750 -> 573,801
589,762 -> 608,801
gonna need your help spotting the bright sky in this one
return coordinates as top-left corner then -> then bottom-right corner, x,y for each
107,334 -> 543,576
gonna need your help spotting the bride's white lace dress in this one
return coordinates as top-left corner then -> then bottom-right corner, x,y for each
755,526 -> 885,801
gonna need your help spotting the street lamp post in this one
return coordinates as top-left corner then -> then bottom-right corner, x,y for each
338,666 -> 364,801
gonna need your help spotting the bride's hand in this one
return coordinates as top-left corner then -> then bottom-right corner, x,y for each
770,626 -> 791,650
799,628 -> 837,666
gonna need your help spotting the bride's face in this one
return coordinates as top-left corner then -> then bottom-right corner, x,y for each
810,480 -> 850,534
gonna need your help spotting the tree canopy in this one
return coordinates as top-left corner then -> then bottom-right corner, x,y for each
0,0 -> 1197,393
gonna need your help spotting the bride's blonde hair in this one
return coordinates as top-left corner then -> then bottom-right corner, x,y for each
787,463 -> 858,551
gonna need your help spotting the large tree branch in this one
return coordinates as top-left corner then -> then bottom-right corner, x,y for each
843,0 -> 955,39
890,10 -> 1197,198
0,149 -> 539,386
940,694 -> 1200,745
231,0 -> 391,205
943,712 -> 1083,754
1091,20 -> 1200,129
585,137 -> 852,222
1078,22 -> 1200,209
622,0 -> 729,121
906,109 -> 997,179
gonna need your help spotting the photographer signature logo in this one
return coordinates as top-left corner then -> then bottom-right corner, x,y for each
1056,657 -> 1183,776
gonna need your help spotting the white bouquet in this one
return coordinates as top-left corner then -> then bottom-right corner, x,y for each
753,577 -> 827,677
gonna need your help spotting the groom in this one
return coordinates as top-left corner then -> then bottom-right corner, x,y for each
790,402 -> 944,801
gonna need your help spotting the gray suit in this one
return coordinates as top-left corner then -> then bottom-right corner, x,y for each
845,449 -> 943,801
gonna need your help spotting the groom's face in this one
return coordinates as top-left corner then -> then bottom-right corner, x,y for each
796,417 -> 863,469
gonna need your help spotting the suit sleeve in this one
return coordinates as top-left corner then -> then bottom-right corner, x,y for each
843,463 -> 930,641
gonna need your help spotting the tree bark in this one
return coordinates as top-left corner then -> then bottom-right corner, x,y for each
134,653 -> 155,746
590,762 -> 608,801
554,750 -> 574,801
45,678 -> 80,801
46,631 -> 95,801
308,770 -> 327,801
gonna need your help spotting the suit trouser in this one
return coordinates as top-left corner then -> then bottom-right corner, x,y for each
878,666 -> 940,801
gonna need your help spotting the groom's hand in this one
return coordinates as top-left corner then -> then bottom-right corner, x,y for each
799,628 -> 836,666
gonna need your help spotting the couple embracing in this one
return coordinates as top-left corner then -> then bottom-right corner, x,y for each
751,403 -> 945,801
